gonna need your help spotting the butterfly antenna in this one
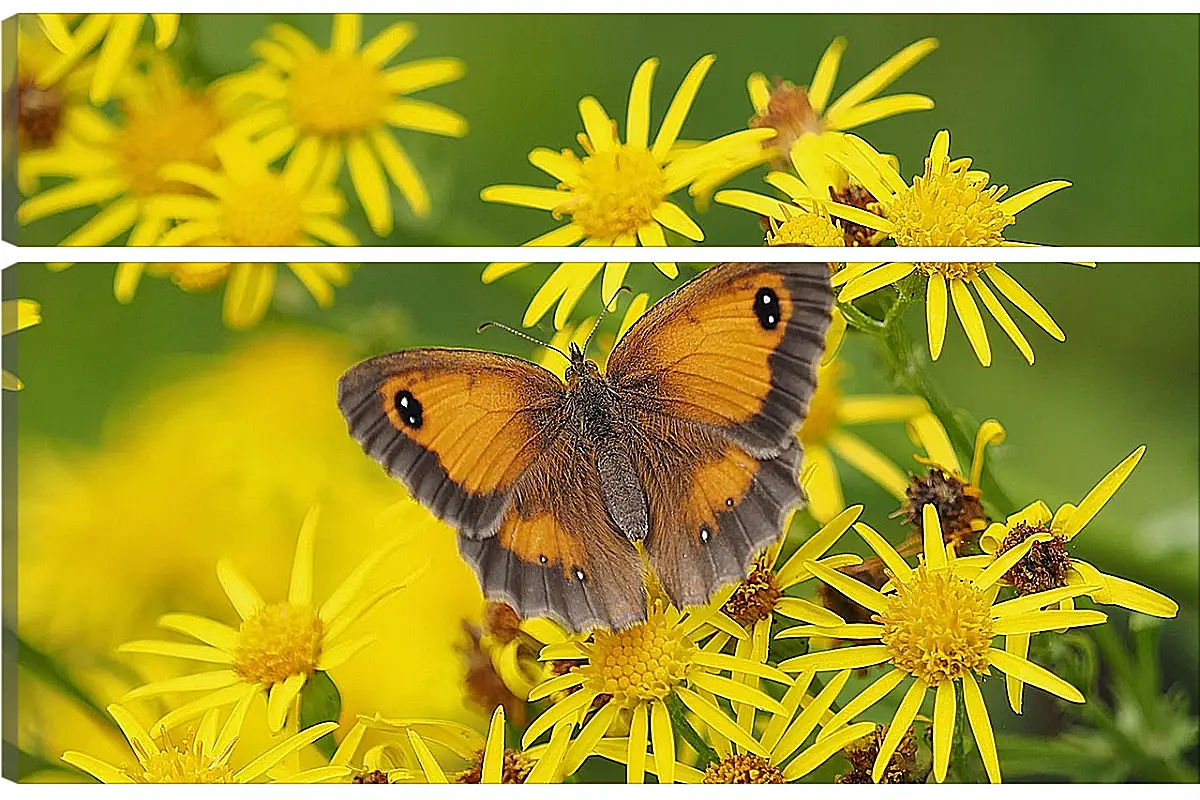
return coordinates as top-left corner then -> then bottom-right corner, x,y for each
582,285 -> 632,356
477,321 -> 570,363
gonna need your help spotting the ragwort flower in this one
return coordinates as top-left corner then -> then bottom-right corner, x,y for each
37,13 -> 179,103
964,446 -> 1179,712
781,504 -> 1107,783
119,507 -> 413,734
216,13 -> 467,236
332,705 -> 570,784
62,699 -> 345,783
823,131 -> 1077,366
522,597 -> 789,783
691,36 -> 938,200
481,54 -> 774,329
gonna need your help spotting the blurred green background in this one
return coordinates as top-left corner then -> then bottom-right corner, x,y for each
17,13 -> 1200,247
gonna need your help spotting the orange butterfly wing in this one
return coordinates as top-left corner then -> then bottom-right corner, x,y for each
606,262 -> 833,608
338,349 -> 644,632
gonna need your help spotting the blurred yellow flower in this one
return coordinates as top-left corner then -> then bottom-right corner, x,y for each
2,298 -> 42,390
17,332 -> 486,771
826,131 -> 1076,367
691,36 -> 938,200
902,414 -> 1006,553
119,506 -> 414,734
962,446 -> 1178,713
216,13 -> 467,236
37,13 -> 180,104
481,54 -> 775,329
18,51 -> 223,261
799,360 -> 929,523
12,21 -> 95,194
62,700 -> 344,783
334,705 -> 570,783
523,598 -> 789,783
781,504 -> 1105,783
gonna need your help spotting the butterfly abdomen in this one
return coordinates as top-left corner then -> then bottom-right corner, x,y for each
595,443 -> 650,542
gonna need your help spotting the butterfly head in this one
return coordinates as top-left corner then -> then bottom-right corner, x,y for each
564,341 -> 603,386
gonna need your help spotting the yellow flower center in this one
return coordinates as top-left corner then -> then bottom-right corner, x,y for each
232,602 -> 323,685
885,160 -> 1014,249
704,753 -> 785,784
799,362 -> 841,447
133,736 -> 234,783
879,566 -> 994,685
116,90 -> 222,196
288,53 -> 389,134
222,176 -> 306,246
578,606 -> 694,706
767,211 -> 843,248
916,262 -> 985,281
558,145 -> 666,239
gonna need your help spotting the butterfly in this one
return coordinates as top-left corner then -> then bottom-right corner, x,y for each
337,261 -> 834,633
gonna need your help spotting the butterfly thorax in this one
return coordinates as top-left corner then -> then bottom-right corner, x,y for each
562,344 -> 650,543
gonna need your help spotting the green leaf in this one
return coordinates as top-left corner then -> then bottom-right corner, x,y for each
9,625 -> 116,734
299,670 -> 342,760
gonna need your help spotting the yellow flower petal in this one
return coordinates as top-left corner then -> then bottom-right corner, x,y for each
1060,446 -> 1145,539
91,14 -> 143,104
950,278 -> 991,366
972,276 -> 1033,364
651,201 -> 704,241
713,189 -> 792,220
317,634 -> 376,671
853,522 -> 913,585
525,721 -> 573,783
651,54 -> 715,160
688,673 -> 784,715
522,690 -> 594,749
288,506 -> 319,606
234,721 -> 340,783
108,704 -> 160,759
827,94 -> 934,131
61,752 -> 134,784
927,272 -> 948,360
784,722 -> 876,781
983,266 -> 1065,340
384,99 -> 468,137
383,57 -> 466,95
677,687 -> 767,757
119,640 -> 234,664
266,672 -> 308,732
780,644 -> 891,673
825,37 -> 939,122
481,706 -> 506,783
362,21 -> 416,67
838,262 -> 916,302
562,701 -> 620,775
157,613 -> 238,651
932,679 -> 955,782
988,648 -> 1083,703
923,504 -> 947,570
874,679 -> 927,783
999,180 -> 1071,216
909,411 -> 960,475
223,263 -> 276,330
828,430 -> 909,499
123,669 -> 240,701
817,667 -> 906,741
992,609 -> 1107,636
775,669 -> 851,762
650,700 -> 675,785
961,672 -> 1001,783
800,444 -> 844,524
216,559 -> 265,620
777,504 -> 862,585
807,36 -> 847,113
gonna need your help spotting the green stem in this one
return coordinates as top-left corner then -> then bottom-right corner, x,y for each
666,693 -> 720,768
947,690 -> 973,783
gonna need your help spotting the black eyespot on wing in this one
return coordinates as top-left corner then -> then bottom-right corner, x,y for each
753,287 -> 781,331
393,390 -> 423,428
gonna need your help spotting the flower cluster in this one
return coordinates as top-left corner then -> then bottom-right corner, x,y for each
12,15 -> 1186,787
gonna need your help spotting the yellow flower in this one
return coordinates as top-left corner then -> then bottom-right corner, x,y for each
117,505 -> 415,734
521,597 -> 789,783
18,51 -> 224,262
826,130 -> 1077,367
592,675 -> 876,783
61,700 -> 345,783
799,360 -> 929,523
130,134 -> 357,328
692,36 -> 938,200
2,298 -> 42,390
481,54 -> 775,329
215,13 -> 466,236
12,21 -> 95,194
332,705 -> 570,784
37,13 -> 180,104
780,504 -> 1107,783
901,414 -> 1006,552
963,446 -> 1178,713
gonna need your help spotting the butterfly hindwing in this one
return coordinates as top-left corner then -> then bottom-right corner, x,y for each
607,261 -> 832,607
337,348 -> 645,632
459,426 -> 646,632
607,261 -> 834,457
